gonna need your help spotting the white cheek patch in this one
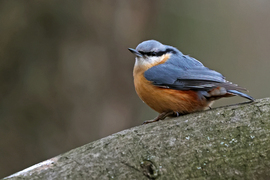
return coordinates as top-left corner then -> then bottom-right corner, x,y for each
135,56 -> 164,67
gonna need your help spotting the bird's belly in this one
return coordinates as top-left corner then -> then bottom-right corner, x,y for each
134,76 -> 209,114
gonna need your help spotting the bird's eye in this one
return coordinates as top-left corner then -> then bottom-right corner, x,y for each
151,51 -> 157,56
139,51 -> 157,56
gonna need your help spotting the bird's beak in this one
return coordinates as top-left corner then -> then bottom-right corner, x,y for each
128,48 -> 143,57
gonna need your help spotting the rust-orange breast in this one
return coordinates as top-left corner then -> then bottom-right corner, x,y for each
133,55 -> 209,114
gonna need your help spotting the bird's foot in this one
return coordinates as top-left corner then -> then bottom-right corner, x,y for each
143,111 -> 178,124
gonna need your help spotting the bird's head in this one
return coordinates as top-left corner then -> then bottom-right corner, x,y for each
129,40 -> 179,68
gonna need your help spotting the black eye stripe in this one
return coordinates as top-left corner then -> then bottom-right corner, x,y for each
139,48 -> 176,56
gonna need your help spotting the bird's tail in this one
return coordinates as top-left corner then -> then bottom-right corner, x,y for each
227,90 -> 254,101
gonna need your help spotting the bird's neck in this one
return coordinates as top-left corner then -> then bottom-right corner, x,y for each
133,53 -> 171,77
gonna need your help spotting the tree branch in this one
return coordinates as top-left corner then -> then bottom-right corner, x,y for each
5,98 -> 270,180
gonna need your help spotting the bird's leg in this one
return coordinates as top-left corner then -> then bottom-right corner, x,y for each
143,111 -> 176,124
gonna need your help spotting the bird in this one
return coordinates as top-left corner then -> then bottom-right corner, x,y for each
128,40 -> 254,124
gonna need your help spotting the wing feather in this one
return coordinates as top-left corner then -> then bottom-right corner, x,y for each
144,55 -> 246,92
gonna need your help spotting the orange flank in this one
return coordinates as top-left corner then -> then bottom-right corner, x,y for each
134,71 -> 209,114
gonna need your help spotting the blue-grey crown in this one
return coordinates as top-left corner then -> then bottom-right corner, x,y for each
135,40 -> 180,56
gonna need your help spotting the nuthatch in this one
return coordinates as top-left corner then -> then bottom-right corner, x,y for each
129,40 -> 254,124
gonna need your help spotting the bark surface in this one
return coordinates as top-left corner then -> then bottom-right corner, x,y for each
4,98 -> 270,180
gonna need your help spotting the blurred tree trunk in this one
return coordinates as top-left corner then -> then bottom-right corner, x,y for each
5,98 -> 270,180
0,1 -> 158,177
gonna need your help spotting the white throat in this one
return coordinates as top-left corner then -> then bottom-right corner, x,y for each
135,56 -> 164,67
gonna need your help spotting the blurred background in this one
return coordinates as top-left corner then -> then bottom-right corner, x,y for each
0,0 -> 269,177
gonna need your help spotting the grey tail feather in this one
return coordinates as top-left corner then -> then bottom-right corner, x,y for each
227,90 -> 254,101
221,82 -> 247,92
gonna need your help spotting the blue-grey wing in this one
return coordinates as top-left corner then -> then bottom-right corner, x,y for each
144,55 -> 245,92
